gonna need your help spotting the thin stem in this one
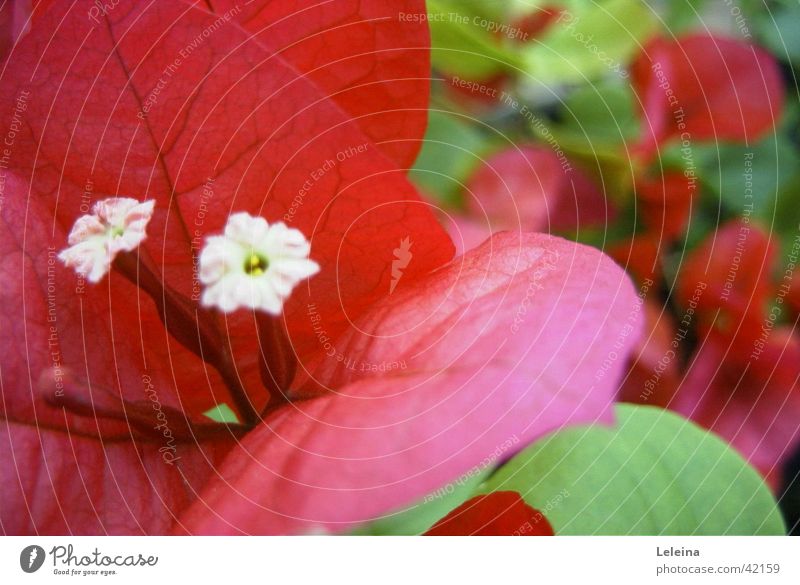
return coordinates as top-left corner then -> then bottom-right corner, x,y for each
113,250 -> 261,426
256,314 -> 297,412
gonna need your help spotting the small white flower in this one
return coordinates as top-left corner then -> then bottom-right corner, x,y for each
58,197 -> 155,283
199,212 -> 320,315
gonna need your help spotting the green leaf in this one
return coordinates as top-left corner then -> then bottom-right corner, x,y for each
547,79 -> 639,160
428,0 -> 525,78
693,131 -> 800,222
410,110 -> 486,206
774,173 -> 800,255
563,81 -> 639,141
659,0 -> 709,32
753,3 -> 800,64
522,0 -> 657,84
351,465 -> 491,535
202,403 -> 240,424
482,405 -> 785,535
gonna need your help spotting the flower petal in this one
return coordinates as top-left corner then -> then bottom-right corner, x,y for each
0,1 -> 453,401
631,34 -> 784,159
0,420 -> 232,534
210,0 -> 432,169
462,146 -> 613,249
674,330 -> 800,490
178,232 -> 641,534
425,492 -> 553,536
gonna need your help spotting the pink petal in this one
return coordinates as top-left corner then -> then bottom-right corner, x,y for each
464,146 -> 613,238
178,232 -> 642,534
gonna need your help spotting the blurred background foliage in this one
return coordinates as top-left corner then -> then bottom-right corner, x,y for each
410,0 -> 800,533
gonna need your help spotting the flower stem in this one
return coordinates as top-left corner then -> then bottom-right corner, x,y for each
113,250 -> 261,426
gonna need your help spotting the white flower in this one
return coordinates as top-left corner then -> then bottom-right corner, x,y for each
199,213 -> 320,314
58,197 -> 155,283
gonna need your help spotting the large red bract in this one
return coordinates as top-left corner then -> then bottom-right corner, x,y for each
631,33 -> 785,161
0,0 -> 641,534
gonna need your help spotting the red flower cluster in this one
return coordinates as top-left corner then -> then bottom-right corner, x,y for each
626,33 -> 784,246
618,35 -> 797,488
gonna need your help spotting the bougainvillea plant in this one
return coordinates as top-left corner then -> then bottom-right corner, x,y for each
0,0 -> 793,536
0,0 -> 640,535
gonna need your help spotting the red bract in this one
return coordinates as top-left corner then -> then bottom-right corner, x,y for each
0,0 -> 29,62
178,232 -> 639,534
0,177 -> 240,534
1,0 -> 445,534
670,219 -> 799,489
673,219 -> 800,487
1,0 -> 641,535
0,0 -> 55,62
445,73 -> 507,110
674,329 -> 800,489
0,420 -> 234,534
0,1 -> 23,61
608,234 -> 664,287
675,219 -> 777,356
618,299 -> 680,409
203,0 -> 431,170
635,171 -> 696,242
453,145 -> 613,253
631,34 -> 785,161
0,0 -> 450,417
425,492 -> 553,536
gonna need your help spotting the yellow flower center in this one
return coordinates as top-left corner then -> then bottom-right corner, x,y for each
244,252 -> 269,276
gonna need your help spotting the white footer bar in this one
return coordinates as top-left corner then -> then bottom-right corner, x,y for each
1,536 -> 798,583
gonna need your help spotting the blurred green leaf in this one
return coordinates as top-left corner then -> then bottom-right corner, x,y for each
507,0 -> 557,16
551,80 -> 640,156
428,0 -> 525,78
438,0 -> 507,21
695,132 -> 800,222
410,110 -> 486,206
773,173 -> 800,258
754,3 -> 800,64
523,0 -> 657,84
481,404 -> 785,535
659,0 -> 709,32
528,81 -> 638,207
674,191 -> 724,252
